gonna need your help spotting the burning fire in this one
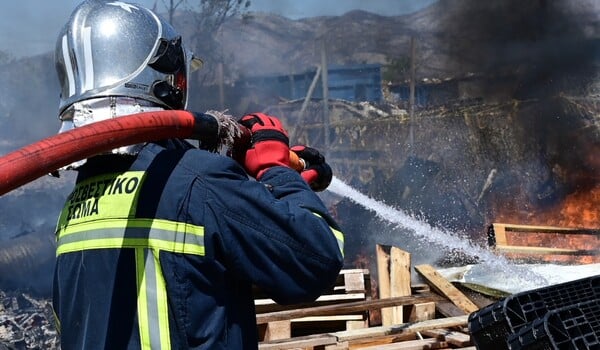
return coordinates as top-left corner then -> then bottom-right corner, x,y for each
493,182 -> 600,230
560,185 -> 600,229
491,180 -> 600,264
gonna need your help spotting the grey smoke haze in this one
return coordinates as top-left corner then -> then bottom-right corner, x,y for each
0,0 -> 436,58
0,0 -> 437,295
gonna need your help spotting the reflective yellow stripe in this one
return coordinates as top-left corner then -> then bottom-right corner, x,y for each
331,227 -> 345,257
312,213 -> 345,257
57,238 -> 205,256
136,249 -> 152,350
57,218 -> 198,349
56,218 -> 205,256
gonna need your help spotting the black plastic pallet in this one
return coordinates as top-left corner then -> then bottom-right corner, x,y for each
468,275 -> 600,350
508,299 -> 600,350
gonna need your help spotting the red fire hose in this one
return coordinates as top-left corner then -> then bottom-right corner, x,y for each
0,110 -> 302,196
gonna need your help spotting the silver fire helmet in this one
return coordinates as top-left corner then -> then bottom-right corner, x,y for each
55,0 -> 202,118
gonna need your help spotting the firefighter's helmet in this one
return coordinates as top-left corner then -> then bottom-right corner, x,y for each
55,0 -> 202,120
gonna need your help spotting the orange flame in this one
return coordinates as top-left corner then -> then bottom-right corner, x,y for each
559,185 -> 600,228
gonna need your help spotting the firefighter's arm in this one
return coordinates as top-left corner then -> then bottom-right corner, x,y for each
205,165 -> 344,305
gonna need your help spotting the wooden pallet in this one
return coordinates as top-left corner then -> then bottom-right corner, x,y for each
258,314 -> 471,349
256,269 -> 372,341
257,244 -> 483,349
489,223 -> 600,264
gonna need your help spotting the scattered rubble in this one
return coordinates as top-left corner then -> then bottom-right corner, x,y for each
0,291 -> 59,349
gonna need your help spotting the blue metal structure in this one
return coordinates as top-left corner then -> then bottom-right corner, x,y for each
241,64 -> 383,102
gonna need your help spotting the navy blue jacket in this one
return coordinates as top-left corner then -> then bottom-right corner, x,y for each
53,140 -> 344,349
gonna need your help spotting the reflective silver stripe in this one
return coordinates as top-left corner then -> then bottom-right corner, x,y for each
136,248 -> 170,350
56,219 -> 205,256
61,35 -> 75,97
82,26 -> 94,92
58,227 -> 203,249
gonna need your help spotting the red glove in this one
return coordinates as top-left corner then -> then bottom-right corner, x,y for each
238,113 -> 290,179
291,145 -> 332,192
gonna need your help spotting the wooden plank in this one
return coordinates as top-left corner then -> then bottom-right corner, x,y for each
263,320 -> 291,341
414,265 -> 479,314
435,301 -> 466,317
421,329 -> 471,346
342,270 -> 368,293
377,244 -> 393,325
256,293 -> 367,306
358,338 -> 448,349
407,302 -> 436,322
411,284 -> 430,294
339,271 -> 370,330
338,268 -> 370,275
347,333 -> 416,349
256,294 -> 444,324
346,320 -> 368,330
390,247 -> 411,324
334,315 -> 468,342
255,293 -> 367,313
333,269 -> 370,293
325,342 -> 349,350
495,245 -> 598,256
292,315 -> 365,322
501,223 -> 600,234
492,223 -> 507,246
259,334 -> 338,350
255,269 -> 369,300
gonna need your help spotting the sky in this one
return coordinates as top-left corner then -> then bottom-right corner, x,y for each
0,0 -> 436,58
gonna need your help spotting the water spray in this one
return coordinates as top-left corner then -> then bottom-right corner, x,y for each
327,176 -> 550,291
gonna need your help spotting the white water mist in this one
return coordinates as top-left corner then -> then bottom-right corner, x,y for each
328,176 -> 550,293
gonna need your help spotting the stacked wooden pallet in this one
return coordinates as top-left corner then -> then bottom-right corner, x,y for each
255,244 -> 494,349
255,269 -> 373,341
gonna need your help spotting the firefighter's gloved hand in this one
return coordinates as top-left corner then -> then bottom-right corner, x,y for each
238,113 -> 290,179
291,145 -> 332,192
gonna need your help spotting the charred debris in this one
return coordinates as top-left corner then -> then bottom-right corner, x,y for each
0,291 -> 58,350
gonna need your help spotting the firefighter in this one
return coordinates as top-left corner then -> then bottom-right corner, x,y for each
52,1 -> 344,349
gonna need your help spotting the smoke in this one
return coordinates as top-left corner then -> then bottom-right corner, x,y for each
0,0 -> 598,295
435,0 -> 600,225
0,53 -> 70,296
0,175 -> 73,296
437,0 -> 599,95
